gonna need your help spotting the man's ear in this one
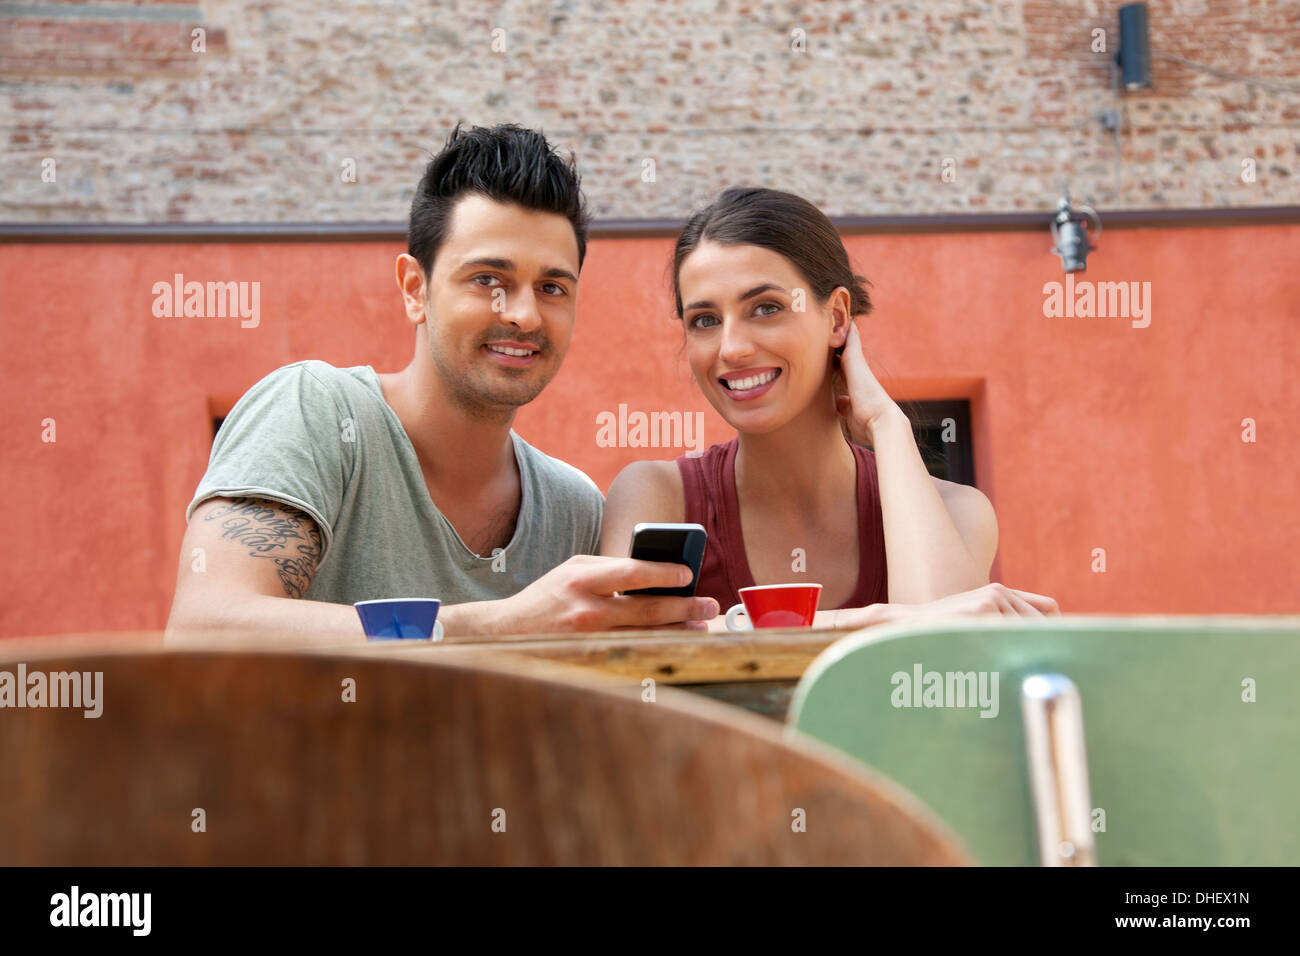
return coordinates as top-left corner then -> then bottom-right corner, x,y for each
395,254 -> 429,326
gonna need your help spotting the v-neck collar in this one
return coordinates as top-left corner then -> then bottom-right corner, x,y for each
362,366 -> 531,564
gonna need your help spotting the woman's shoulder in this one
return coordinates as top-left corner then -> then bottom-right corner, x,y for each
682,439 -> 737,468
927,475 -> 999,573
851,442 -> 993,517
605,440 -> 739,526
929,473 -> 993,512
606,459 -> 685,520
615,440 -> 735,484
612,457 -> 682,485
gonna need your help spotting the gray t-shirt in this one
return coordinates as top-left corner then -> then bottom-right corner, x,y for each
187,360 -> 604,606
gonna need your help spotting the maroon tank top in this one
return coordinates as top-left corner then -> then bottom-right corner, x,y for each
676,438 -> 888,610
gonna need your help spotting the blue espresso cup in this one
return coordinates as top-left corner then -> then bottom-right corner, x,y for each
353,598 -> 444,641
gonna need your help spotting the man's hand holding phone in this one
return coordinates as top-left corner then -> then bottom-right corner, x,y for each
624,522 -> 708,596
478,553 -> 718,635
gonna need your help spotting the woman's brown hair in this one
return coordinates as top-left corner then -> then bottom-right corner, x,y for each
671,186 -> 872,321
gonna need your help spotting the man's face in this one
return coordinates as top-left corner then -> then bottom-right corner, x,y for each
421,194 -> 580,416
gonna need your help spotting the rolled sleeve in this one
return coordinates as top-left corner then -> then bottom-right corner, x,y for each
186,363 -> 355,562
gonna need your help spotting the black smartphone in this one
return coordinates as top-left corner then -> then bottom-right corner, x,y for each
625,522 -> 708,596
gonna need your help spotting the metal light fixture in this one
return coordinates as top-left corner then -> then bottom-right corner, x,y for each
1050,193 -> 1102,273
1117,3 -> 1152,91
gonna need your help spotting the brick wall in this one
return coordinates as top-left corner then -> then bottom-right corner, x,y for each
1,0 -> 1296,222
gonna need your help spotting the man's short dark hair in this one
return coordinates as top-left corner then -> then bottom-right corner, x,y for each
407,123 -> 590,277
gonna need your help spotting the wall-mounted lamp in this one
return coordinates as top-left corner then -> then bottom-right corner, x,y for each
1050,194 -> 1102,273
1117,3 -> 1152,91
1094,5 -> 1150,211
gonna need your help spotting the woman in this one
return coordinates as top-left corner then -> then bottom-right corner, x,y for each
600,187 -> 1057,628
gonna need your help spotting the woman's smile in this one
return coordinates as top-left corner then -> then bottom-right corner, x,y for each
718,367 -> 782,402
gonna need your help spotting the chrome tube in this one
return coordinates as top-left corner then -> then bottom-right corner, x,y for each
1021,674 -> 1097,866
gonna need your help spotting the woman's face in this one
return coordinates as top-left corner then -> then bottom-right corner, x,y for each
678,240 -> 850,434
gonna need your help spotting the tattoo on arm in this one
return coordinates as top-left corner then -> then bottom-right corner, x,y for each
204,497 -> 324,598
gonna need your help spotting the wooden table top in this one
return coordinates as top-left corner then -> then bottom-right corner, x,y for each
358,628 -> 854,683
0,627 -> 859,685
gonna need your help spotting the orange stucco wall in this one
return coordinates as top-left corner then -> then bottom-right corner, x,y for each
2,224 -> 1297,637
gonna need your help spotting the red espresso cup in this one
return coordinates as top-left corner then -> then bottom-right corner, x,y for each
724,583 -> 823,630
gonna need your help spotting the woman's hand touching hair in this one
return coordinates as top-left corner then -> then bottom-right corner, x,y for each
833,322 -> 905,447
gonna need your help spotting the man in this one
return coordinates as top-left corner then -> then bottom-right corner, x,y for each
166,124 -> 718,641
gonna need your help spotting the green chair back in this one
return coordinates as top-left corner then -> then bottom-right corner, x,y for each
787,616 -> 1300,866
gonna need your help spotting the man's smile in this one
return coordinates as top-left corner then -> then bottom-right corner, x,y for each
483,340 -> 542,368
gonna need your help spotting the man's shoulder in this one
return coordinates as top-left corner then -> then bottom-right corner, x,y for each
272,360 -> 375,395
238,360 -> 380,413
513,434 -> 604,506
214,361 -> 385,452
